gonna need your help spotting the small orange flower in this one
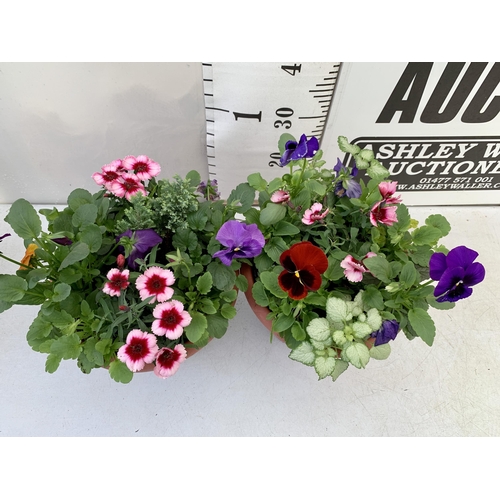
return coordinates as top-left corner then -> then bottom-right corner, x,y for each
19,243 -> 38,269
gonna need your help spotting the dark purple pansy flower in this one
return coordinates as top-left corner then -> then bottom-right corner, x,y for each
429,245 -> 485,302
279,134 -> 319,167
213,220 -> 265,266
333,158 -> 362,199
117,229 -> 163,270
51,237 -> 73,246
371,319 -> 400,346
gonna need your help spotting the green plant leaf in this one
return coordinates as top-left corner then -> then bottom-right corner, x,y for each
50,333 -> 82,359
363,256 -> 391,283
247,173 -> 268,191
273,313 -> 295,332
289,341 -> 315,366
207,261 -> 236,292
108,360 -> 134,384
291,322 -> 306,341
264,236 -> 288,263
51,283 -> 72,302
273,220 -> 300,236
251,281 -> 269,307
79,224 -> 103,252
26,268 -> 49,288
226,183 -> 255,212
408,308 -> 436,346
260,203 -> 287,226
67,188 -> 93,211
184,311 -> 208,343
331,359 -> 349,381
196,271 -> 213,294
314,356 -> 336,380
344,342 -> 371,369
362,286 -> 384,310
425,214 -> 451,237
4,199 -> 41,239
220,303 -> 237,319
337,136 -> 360,155
235,273 -> 248,292
399,261 -> 418,288
206,313 -> 229,339
370,343 -> 392,360
72,204 -> 98,228
260,271 -> 288,298
0,275 -> 28,301
412,226 -> 442,246
58,242 -> 90,271
45,353 -> 62,373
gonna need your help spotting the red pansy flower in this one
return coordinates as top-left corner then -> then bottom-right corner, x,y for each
278,241 -> 329,300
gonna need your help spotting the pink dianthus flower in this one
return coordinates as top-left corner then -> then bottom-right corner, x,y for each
136,266 -> 175,303
117,330 -> 159,372
102,268 -> 130,296
154,345 -> 187,379
122,155 -> 161,181
152,300 -> 192,339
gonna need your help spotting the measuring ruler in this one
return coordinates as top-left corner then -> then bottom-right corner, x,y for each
202,62 -> 341,198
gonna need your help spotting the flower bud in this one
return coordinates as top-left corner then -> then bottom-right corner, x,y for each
117,254 -> 126,269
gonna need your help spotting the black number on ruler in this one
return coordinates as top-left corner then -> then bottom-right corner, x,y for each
281,64 -> 302,76
233,111 -> 262,121
274,107 -> 294,129
269,152 -> 281,167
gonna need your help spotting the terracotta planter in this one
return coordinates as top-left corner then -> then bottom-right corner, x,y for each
240,263 -> 284,342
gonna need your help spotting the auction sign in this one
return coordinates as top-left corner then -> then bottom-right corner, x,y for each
322,62 -> 500,205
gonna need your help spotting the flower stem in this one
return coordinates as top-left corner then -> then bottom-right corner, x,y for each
0,252 -> 32,269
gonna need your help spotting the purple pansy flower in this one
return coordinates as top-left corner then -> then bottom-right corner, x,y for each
429,245 -> 485,302
117,229 -> 163,270
51,237 -> 73,246
279,134 -> 319,167
213,220 -> 265,266
333,158 -> 362,199
197,179 -> 221,201
371,319 -> 400,346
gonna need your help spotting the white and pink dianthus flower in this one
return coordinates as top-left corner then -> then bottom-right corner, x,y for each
152,300 -> 192,339
154,345 -> 187,379
117,329 -> 159,372
302,203 -> 329,225
136,266 -> 175,303
102,268 -> 130,296
109,173 -> 147,201
122,155 -> 161,181
91,159 -> 127,189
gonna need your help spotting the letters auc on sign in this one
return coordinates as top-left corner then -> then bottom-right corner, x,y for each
377,62 -> 500,124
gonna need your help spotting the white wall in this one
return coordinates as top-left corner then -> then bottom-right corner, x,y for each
0,62 -> 208,204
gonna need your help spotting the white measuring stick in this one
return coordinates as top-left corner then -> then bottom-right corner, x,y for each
203,62 -> 341,199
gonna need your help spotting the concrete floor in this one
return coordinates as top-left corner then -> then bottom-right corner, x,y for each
1,204 -> 499,436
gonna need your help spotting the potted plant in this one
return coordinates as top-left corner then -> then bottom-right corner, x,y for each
0,156 -> 264,383
238,134 -> 486,381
